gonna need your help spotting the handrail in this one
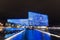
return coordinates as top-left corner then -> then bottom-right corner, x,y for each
36,29 -> 60,38
5,30 -> 25,40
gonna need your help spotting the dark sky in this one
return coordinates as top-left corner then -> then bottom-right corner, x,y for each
0,0 -> 59,26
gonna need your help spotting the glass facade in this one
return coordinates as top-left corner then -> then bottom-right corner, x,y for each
28,12 -> 48,26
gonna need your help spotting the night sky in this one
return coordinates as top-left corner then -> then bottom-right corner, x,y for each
0,0 -> 59,26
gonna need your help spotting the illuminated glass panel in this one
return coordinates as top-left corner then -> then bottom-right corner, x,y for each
28,12 -> 48,26
7,19 -> 29,26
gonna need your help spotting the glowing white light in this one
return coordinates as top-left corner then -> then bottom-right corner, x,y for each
5,30 -> 25,40
29,18 -> 33,20
36,29 -> 60,38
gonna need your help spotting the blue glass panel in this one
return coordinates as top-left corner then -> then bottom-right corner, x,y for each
7,19 -> 29,26
28,12 -> 48,26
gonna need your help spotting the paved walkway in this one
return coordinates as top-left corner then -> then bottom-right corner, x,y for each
5,29 -> 51,40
